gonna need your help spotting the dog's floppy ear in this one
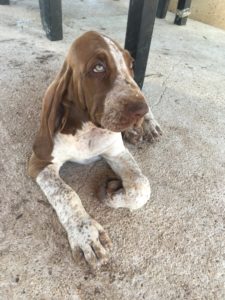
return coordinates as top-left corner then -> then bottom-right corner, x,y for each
33,61 -> 72,160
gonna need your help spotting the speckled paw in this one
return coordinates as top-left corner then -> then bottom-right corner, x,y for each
123,127 -> 144,144
142,117 -> 163,142
69,217 -> 112,268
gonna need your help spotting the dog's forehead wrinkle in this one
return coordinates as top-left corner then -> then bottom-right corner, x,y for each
102,36 -> 128,77
102,36 -> 139,92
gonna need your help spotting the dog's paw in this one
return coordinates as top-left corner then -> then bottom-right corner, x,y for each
123,116 -> 162,145
122,127 -> 144,145
98,178 -> 123,201
105,179 -> 123,195
142,116 -> 163,142
98,177 -> 150,211
68,217 -> 112,268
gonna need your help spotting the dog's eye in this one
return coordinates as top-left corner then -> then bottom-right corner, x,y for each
93,64 -> 105,73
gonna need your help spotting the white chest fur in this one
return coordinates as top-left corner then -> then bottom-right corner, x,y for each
52,122 -> 124,167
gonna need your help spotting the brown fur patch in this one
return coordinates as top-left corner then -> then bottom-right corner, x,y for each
27,152 -> 51,179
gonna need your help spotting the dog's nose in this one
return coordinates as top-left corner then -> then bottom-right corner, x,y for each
126,102 -> 149,118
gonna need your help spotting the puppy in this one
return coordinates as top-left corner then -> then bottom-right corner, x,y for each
28,31 -> 162,267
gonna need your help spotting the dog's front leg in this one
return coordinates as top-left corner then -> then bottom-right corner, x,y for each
36,164 -> 112,267
102,144 -> 151,211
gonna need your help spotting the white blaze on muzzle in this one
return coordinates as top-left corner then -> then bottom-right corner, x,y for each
100,35 -> 146,131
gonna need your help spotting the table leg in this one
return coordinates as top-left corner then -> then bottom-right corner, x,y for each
39,0 -> 63,41
174,0 -> 192,25
156,0 -> 171,19
0,0 -> 9,4
125,0 -> 158,88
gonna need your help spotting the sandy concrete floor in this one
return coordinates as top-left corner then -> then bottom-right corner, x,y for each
0,1 -> 225,299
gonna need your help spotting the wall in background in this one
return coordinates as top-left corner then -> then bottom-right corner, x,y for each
169,0 -> 225,30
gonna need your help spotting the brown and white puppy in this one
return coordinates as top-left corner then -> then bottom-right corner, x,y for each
28,31 -> 162,267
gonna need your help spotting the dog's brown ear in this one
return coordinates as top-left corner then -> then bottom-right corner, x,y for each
33,61 -> 72,160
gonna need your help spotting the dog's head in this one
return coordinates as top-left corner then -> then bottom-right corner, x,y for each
33,31 -> 148,159
70,31 -> 149,132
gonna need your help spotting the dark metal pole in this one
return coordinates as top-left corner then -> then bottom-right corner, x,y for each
125,0 -> 159,89
174,0 -> 192,25
156,0 -> 171,19
39,0 -> 63,41
0,0 -> 9,4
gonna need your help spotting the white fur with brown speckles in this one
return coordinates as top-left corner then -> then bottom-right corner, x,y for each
36,121 -> 151,266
